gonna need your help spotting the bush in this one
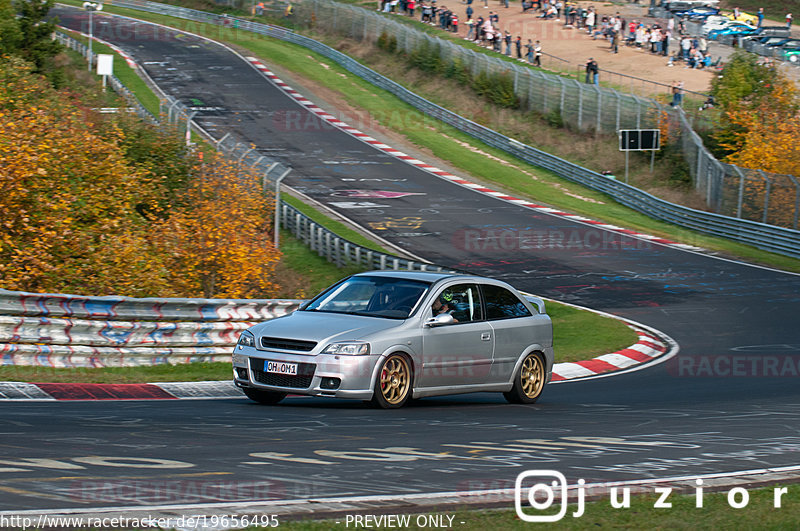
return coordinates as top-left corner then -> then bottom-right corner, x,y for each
377,31 -> 397,53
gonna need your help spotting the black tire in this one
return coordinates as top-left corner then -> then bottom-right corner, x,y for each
243,387 -> 287,405
503,352 -> 546,404
370,354 -> 412,409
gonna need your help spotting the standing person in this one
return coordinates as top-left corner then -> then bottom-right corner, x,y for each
533,39 -> 542,65
757,7 -> 764,28
585,8 -> 595,34
611,29 -> 620,54
787,13 -> 793,29
585,57 -> 598,84
681,35 -> 691,60
515,35 -> 522,58
525,39 -> 535,63
670,80 -> 683,107
466,16 -> 475,38
661,29 -> 670,56
504,30 -> 512,55
733,6 -> 740,19
407,0 -> 416,16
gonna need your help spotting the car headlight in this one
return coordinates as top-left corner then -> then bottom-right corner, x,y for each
322,342 -> 370,356
237,331 -> 256,349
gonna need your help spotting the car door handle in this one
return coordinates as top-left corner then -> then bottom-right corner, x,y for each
481,333 -> 491,341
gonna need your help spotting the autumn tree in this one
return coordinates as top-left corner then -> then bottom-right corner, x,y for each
0,56 -> 169,295
151,153 -> 282,299
0,57 -> 284,298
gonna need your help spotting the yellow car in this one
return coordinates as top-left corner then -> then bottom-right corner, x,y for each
728,11 -> 758,26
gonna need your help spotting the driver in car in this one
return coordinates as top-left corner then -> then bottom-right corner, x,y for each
432,293 -> 458,322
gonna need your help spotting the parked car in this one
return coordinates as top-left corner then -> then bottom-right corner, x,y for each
728,11 -> 758,26
673,5 -> 720,19
232,271 -> 554,408
784,49 -> 800,63
746,36 -> 793,47
702,16 -> 748,35
707,21 -> 758,40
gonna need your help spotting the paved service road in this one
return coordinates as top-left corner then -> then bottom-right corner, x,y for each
4,5 -> 797,514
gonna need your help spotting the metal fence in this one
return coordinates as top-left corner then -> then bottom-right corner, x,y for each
75,0 -> 800,254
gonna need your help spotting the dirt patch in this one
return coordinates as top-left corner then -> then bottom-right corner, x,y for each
370,0 -> 717,93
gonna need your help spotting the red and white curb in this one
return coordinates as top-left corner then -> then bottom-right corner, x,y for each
551,326 -> 668,381
0,380 -> 243,401
245,57 -> 703,253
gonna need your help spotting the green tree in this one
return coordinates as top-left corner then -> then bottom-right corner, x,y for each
14,0 -> 62,83
709,51 -> 782,157
0,0 -> 22,54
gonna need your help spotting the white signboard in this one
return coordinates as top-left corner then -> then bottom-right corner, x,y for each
96,54 -> 114,76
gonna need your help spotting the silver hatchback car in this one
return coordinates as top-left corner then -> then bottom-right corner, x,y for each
233,271 -> 553,408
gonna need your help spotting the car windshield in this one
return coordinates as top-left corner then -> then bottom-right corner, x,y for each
302,276 -> 431,319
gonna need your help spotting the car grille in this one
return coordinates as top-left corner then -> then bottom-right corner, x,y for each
251,361 -> 316,389
260,337 -> 317,352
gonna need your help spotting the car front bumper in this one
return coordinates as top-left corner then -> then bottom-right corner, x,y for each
233,348 -> 377,400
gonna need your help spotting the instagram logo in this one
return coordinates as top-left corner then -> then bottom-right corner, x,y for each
514,470 -> 585,522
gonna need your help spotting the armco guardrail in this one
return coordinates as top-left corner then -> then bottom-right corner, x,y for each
99,0 -> 800,257
0,289 -> 301,366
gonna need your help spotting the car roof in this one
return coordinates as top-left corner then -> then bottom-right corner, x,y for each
352,270 -> 497,285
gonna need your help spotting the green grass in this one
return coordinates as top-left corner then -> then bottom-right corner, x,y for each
548,301 -> 638,361
57,0 -> 800,273
0,362 -> 233,384
276,228 -> 367,296
268,484 -> 800,529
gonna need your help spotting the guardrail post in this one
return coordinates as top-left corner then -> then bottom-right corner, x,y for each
596,87 -> 602,136
758,170 -> 771,225
788,175 -> 800,230
733,167 -> 747,219
379,255 -> 387,270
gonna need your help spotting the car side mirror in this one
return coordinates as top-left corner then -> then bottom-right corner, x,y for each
424,313 -> 455,327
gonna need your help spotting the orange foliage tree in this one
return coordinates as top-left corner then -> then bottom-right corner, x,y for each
0,56 -> 168,295
719,81 -> 800,177
151,153 -> 282,299
0,57 -> 283,298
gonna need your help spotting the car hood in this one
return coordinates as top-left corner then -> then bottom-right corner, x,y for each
248,311 -> 404,347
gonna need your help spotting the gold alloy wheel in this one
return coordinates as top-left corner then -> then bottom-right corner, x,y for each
520,354 -> 545,399
379,355 -> 410,405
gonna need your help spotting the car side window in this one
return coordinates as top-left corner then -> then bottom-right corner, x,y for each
432,284 -> 483,323
482,284 -> 532,320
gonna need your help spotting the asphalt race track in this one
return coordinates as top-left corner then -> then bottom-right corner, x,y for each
3,5 -> 798,518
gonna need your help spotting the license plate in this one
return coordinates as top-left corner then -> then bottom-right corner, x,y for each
265,360 -> 297,376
